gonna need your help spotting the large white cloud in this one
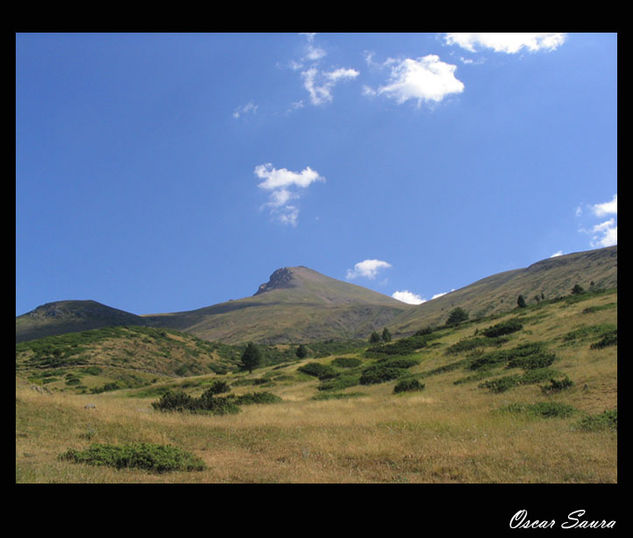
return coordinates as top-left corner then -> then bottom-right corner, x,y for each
444,33 -> 567,54
369,55 -> 464,107
591,194 -> 617,217
577,194 -> 617,248
346,259 -> 392,280
392,290 -> 426,305
255,164 -> 325,226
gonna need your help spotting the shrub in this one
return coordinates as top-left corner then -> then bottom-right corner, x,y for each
393,378 -> 425,394
59,442 -> 206,473
590,330 -> 617,349
575,409 -> 617,431
506,352 -> 556,370
481,319 -> 523,338
298,362 -> 338,380
233,392 -> 282,405
331,357 -> 362,369
318,374 -> 361,392
378,357 -> 420,369
359,365 -> 404,385
541,376 -> 574,394
445,307 -> 469,326
152,390 -> 196,412
445,336 -> 509,355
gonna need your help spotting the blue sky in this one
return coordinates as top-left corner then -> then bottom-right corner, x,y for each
16,32 -> 617,316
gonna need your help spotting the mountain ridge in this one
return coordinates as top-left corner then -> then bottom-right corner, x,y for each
16,246 -> 617,344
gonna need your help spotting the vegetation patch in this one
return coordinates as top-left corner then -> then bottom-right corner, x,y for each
330,357 -> 362,368
393,378 -> 425,394
312,391 -> 365,401
468,342 -> 549,371
317,374 -> 361,392
541,376 -> 574,394
502,402 -> 577,419
562,324 -> 616,345
445,336 -> 509,355
480,319 -> 523,338
480,368 -> 560,393
377,357 -> 420,369
574,409 -> 617,432
590,329 -> 617,350
59,442 -> 205,473
298,362 -> 338,380
359,365 -> 405,385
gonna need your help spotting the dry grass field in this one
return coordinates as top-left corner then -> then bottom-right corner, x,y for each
15,289 -> 617,484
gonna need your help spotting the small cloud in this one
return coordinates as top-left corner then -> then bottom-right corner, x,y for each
431,290 -> 454,300
577,194 -> 617,248
444,33 -> 567,54
550,251 -> 564,258
254,163 -> 325,226
232,101 -> 258,119
590,218 -> 617,248
591,194 -> 617,217
346,259 -> 392,280
392,290 -> 426,305
302,66 -> 359,105
366,54 -> 464,107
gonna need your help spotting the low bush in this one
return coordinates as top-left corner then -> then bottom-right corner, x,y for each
575,409 -> 617,431
506,352 -> 556,370
393,378 -> 425,394
317,374 -> 361,391
359,365 -> 405,385
378,357 -> 420,369
59,442 -> 206,473
445,336 -> 509,355
590,330 -> 617,349
298,362 -> 338,380
330,357 -> 362,368
481,319 -> 523,338
541,376 -> 574,394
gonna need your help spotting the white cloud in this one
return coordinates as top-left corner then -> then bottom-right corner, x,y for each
591,218 -> 617,247
392,290 -> 426,305
550,251 -> 564,258
577,194 -> 617,248
346,259 -> 392,280
369,55 -> 464,107
254,164 -> 325,226
431,290 -> 454,299
302,66 -> 359,105
591,194 -> 617,217
232,101 -> 258,119
444,33 -> 567,54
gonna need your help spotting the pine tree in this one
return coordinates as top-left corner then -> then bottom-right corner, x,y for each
296,344 -> 308,359
240,342 -> 262,373
382,327 -> 392,342
517,295 -> 527,308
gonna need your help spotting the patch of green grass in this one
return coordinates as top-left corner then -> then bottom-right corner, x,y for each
574,409 -> 617,432
59,442 -> 206,473
562,324 -> 616,345
501,402 -> 578,419
330,357 -> 362,368
317,374 -> 361,392
393,378 -> 425,394
311,392 -> 366,401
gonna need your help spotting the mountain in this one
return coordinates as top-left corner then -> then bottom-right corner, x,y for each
16,247 -> 617,344
15,300 -> 147,343
141,266 -> 412,344
389,246 -> 617,336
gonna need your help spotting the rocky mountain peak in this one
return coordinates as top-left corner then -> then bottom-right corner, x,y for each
254,267 -> 297,296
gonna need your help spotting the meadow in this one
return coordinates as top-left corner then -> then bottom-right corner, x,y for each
16,289 -> 617,483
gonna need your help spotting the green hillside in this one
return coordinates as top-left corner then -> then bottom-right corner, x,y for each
388,246 -> 617,337
16,281 -> 617,483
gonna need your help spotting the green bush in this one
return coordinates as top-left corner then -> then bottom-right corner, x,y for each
298,362 -> 338,379
590,330 -> 617,349
359,365 -> 404,385
59,442 -> 206,473
378,357 -> 420,369
317,374 -> 361,391
330,357 -> 362,368
506,352 -> 556,370
393,378 -> 425,394
152,390 -> 196,412
481,319 -> 523,338
541,376 -> 574,394
575,409 -> 617,431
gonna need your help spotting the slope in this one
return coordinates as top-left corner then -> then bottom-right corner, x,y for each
388,246 -> 617,336
142,266 -> 412,344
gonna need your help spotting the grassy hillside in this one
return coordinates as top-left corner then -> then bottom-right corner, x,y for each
16,284 -> 617,483
389,246 -> 617,336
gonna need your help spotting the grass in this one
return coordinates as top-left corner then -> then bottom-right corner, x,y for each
16,288 -> 617,483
